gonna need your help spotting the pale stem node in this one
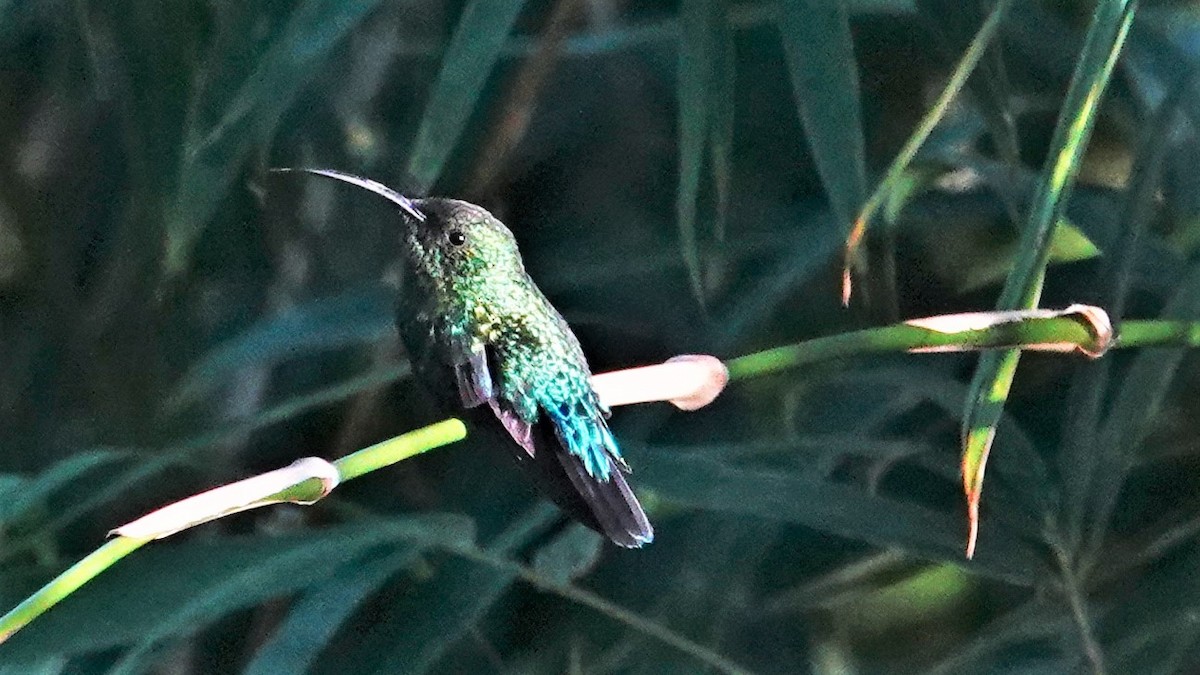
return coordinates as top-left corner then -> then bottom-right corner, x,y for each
904,303 -> 1113,357
112,457 -> 340,540
592,355 -> 729,411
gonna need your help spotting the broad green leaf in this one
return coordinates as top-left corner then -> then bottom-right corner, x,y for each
166,0 -> 388,275
779,0 -> 866,229
0,516 -> 474,662
165,284 -> 396,411
0,451 -> 132,525
636,449 -> 1044,585
405,0 -> 529,190
962,0 -> 1135,558
533,524 -> 603,585
238,548 -> 421,675
336,508 -> 553,674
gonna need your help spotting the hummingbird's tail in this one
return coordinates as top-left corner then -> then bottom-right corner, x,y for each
554,452 -> 653,548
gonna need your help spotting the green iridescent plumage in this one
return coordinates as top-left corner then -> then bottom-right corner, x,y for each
401,198 -> 626,481
274,168 -> 652,547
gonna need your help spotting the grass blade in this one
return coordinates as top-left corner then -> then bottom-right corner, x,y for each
676,0 -> 726,304
779,0 -> 867,238
404,0 -> 529,190
916,0 -> 1020,164
961,0 -> 1137,558
167,0 -> 387,275
842,0 -> 1013,302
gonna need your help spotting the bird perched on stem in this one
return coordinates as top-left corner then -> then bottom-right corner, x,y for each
273,168 -> 653,547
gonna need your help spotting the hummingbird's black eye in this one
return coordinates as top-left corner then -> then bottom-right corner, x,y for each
447,229 -> 467,247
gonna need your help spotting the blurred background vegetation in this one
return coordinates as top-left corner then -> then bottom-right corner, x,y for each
2,0 -> 1200,672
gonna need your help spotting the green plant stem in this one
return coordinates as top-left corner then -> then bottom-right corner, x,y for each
0,537 -> 151,643
0,419 -> 467,645
272,418 -> 468,502
1114,321 -> 1200,348
726,315 -> 1096,380
725,317 -> 1200,381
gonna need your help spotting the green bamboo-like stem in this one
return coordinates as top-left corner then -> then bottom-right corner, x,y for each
272,418 -> 468,502
0,537 -> 151,643
1113,321 -> 1200,348
0,419 -> 467,645
726,315 -> 1099,380
726,317 -> 1200,382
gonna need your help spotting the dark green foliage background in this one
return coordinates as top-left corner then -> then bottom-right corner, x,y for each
1,0 -> 1199,672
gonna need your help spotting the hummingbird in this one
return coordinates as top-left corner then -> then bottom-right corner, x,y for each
273,168 -> 653,547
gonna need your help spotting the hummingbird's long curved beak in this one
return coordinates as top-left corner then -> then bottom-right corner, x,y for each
270,167 -> 426,223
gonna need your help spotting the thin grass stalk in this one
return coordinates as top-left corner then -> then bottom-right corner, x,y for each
842,0 -> 1014,304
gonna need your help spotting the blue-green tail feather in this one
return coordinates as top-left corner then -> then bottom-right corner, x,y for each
548,402 -> 622,481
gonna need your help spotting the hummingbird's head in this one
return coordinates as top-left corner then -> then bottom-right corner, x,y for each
269,168 -> 525,286
403,197 -> 525,283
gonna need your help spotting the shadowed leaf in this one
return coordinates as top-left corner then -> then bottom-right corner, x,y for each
339,508 -> 553,674
0,516 -> 474,663
166,0 -> 388,275
533,524 -> 604,585
779,0 -> 866,229
676,0 -> 727,304
165,284 -> 396,411
405,0 -> 529,190
242,548 -> 422,675
962,0 -> 1135,558
637,448 -> 1044,585
0,451 -> 132,525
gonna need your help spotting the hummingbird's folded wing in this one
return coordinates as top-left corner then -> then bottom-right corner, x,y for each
451,340 -> 494,409
449,336 -> 538,458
